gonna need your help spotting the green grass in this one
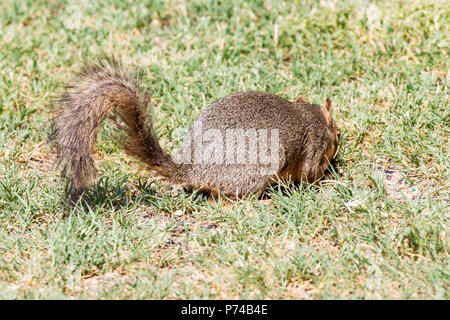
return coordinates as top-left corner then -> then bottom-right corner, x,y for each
0,0 -> 449,299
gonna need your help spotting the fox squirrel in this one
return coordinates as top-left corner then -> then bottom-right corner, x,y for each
50,57 -> 339,202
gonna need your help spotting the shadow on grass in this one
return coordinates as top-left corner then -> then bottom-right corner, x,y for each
61,155 -> 343,212
261,156 -> 343,200
60,175 -> 206,214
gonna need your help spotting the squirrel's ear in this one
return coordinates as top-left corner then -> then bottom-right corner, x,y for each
322,98 -> 332,126
296,96 -> 306,103
325,98 -> 332,113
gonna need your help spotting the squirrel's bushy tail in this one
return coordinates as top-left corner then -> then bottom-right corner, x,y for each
50,57 -> 176,202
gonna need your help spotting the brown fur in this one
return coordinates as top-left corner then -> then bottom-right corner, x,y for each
50,57 -> 176,202
50,57 -> 339,202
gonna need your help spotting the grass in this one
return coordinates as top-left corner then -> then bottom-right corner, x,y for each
0,0 -> 448,299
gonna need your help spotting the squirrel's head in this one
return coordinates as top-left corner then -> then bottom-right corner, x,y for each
293,96 -> 340,182
296,96 -> 339,164
321,98 -> 339,165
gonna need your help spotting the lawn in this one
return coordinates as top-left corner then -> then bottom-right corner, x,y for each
0,0 -> 448,299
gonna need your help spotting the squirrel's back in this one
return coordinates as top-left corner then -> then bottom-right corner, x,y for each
173,91 -> 335,197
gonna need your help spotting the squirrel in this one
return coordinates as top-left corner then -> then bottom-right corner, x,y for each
50,57 -> 339,202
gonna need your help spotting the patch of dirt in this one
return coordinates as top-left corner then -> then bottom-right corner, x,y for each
375,166 -> 448,202
282,280 -> 317,299
17,141 -> 56,173
82,271 -> 130,295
